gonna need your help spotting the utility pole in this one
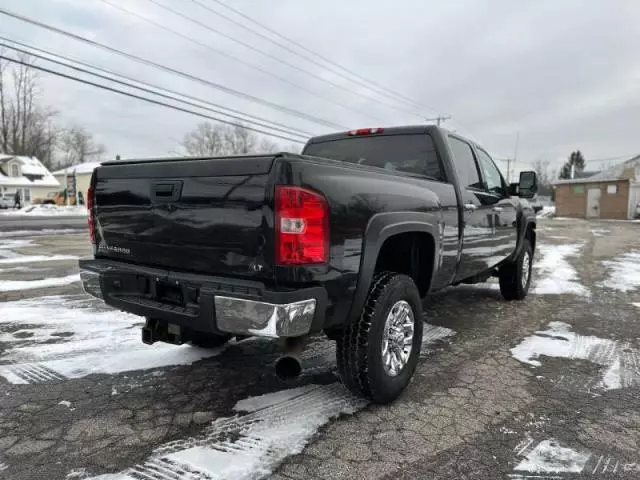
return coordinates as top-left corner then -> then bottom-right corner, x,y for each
424,115 -> 452,126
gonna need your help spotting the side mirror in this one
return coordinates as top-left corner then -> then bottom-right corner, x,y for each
518,171 -> 538,198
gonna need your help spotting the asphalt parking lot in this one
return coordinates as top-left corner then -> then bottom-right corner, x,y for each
1,218 -> 639,480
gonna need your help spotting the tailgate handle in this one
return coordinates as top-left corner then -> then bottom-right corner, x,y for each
151,181 -> 183,202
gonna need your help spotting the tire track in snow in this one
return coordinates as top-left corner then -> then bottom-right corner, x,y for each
82,383 -> 366,480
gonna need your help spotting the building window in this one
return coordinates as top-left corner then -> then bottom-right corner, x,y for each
606,184 -> 617,194
23,189 -> 31,202
10,164 -> 20,177
573,185 -> 584,194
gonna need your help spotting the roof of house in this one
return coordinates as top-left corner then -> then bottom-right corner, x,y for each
52,162 -> 102,176
573,170 -> 600,179
0,155 -> 60,188
554,154 -> 640,185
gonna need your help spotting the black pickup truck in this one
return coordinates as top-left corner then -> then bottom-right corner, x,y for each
80,125 -> 537,404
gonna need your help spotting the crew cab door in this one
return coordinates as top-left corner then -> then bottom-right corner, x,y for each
448,136 -> 496,281
473,147 -> 518,263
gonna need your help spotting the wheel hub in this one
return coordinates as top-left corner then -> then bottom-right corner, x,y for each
381,300 -> 415,377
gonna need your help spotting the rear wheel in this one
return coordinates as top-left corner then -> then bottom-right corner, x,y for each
499,239 -> 533,300
189,332 -> 232,348
337,272 -> 423,404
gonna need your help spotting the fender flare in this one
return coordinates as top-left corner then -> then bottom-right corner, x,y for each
514,217 -> 537,259
347,211 -> 441,324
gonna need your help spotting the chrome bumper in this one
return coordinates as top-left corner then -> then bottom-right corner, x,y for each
214,296 -> 316,338
79,260 -> 321,339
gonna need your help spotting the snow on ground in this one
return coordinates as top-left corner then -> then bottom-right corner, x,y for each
532,243 -> 590,296
82,384 -> 366,480
0,254 -> 78,265
70,324 -> 455,480
599,251 -> 640,292
0,229 -> 84,238
536,206 -> 555,218
0,273 -> 81,292
511,322 -> 640,391
514,439 -> 591,474
590,228 -> 611,237
633,303 -> 640,309
0,205 -> 88,216
0,237 -> 78,265
0,296 -> 223,384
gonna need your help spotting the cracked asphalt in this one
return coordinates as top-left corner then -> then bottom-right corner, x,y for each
1,218 -> 639,479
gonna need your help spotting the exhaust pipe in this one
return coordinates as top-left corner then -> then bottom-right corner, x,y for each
275,355 -> 302,381
275,336 -> 306,381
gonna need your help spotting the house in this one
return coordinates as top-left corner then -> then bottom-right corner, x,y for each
554,155 -> 640,219
0,154 -> 60,204
52,162 -> 102,206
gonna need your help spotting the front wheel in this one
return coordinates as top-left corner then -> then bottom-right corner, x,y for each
499,239 -> 533,301
337,272 -> 423,404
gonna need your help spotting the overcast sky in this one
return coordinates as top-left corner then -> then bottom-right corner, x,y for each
1,0 -> 639,177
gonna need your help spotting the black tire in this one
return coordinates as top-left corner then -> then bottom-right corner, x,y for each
499,239 -> 533,301
189,332 -> 232,348
337,272 -> 423,404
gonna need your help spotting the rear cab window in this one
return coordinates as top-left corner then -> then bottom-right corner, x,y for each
302,133 -> 446,182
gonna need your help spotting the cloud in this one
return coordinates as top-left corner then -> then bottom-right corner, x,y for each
2,0 -> 639,169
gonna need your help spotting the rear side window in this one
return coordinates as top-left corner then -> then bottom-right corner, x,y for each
448,136 -> 483,189
303,134 -> 446,181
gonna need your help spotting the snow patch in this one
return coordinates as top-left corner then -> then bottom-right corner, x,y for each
234,386 -> 314,413
632,303 -> 640,309
0,296 -> 222,384
0,229 -> 84,238
0,205 -> 88,217
0,273 -> 80,292
0,238 -> 35,250
532,244 -> 590,296
58,400 -> 72,408
0,462 -> 7,472
82,384 -> 366,480
511,322 -> 640,391
0,254 -> 78,265
514,439 -> 591,473
600,251 -> 640,292
537,206 -> 556,218
591,228 -> 610,237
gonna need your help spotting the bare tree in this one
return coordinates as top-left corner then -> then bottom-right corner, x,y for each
181,122 -> 281,156
0,52 -> 58,167
58,126 -> 106,168
532,159 -> 555,196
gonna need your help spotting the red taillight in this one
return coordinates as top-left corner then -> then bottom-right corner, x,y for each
87,185 -> 95,244
275,186 -> 329,265
347,127 -> 384,136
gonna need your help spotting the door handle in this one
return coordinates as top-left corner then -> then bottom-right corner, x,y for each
464,203 -> 477,212
492,206 -> 503,213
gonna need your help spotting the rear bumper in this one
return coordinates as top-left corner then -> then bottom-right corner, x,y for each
79,258 -> 327,338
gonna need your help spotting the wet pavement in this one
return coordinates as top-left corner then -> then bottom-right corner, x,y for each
0,218 -> 639,479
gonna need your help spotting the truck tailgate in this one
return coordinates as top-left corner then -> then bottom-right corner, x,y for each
93,156 -> 275,280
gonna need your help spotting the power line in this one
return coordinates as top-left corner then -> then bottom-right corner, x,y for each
0,38 -> 312,139
0,6 -> 346,130
0,54 -> 307,145
184,0 -> 429,119
101,0 -> 388,123
206,0 -> 439,114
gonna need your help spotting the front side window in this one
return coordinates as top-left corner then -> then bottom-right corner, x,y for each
476,148 -> 506,196
448,136 -> 483,189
